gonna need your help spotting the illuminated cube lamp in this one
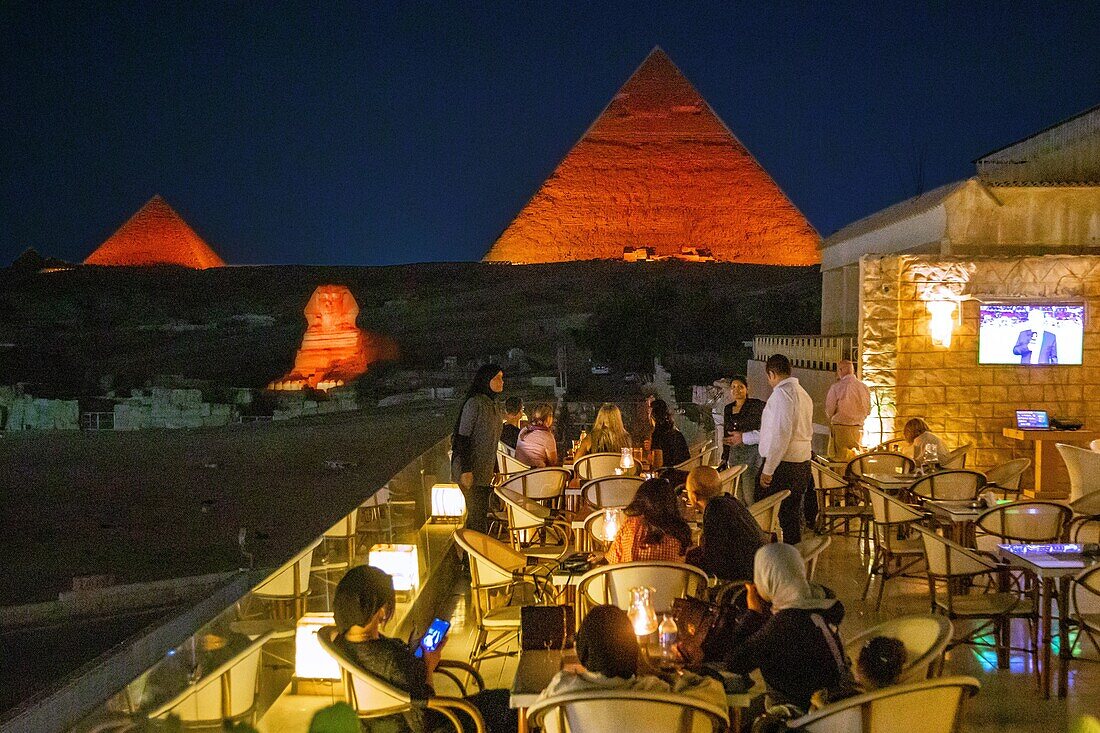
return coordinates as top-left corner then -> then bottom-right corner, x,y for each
369,543 -> 420,595
295,611 -> 340,681
430,482 -> 466,522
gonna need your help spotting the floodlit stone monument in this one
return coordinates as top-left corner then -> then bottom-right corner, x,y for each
84,195 -> 226,268
270,285 -> 391,391
483,47 -> 820,265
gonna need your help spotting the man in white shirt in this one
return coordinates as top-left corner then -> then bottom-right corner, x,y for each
825,359 -> 871,459
728,354 -> 814,544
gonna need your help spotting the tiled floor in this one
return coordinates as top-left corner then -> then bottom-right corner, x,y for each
256,534 -> 1100,730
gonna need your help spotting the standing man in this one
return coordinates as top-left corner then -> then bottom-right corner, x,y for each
727,354 -> 814,544
825,359 -> 871,460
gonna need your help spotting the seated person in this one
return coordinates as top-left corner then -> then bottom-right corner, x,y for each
902,418 -> 949,464
606,478 -> 691,564
575,403 -> 632,458
500,396 -> 523,450
537,605 -> 726,709
721,543 -> 848,714
650,398 -> 690,468
684,466 -> 767,582
515,402 -> 559,468
331,565 -> 515,733
811,636 -> 907,709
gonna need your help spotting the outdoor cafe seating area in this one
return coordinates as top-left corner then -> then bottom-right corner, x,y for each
73,426 -> 1100,733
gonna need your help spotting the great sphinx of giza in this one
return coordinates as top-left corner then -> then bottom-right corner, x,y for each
270,285 -> 393,391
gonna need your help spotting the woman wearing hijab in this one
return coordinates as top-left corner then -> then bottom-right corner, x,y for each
451,364 -> 504,534
724,543 -> 848,713
684,466 -> 767,582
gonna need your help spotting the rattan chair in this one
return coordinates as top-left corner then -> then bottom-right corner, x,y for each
798,534 -> 832,582
1070,564 -> 1100,658
251,537 -> 323,619
576,561 -> 707,626
812,461 -> 871,551
749,490 -> 790,541
843,615 -> 953,683
529,689 -> 728,733
580,476 -> 643,509
915,526 -> 1038,674
494,486 -> 571,561
872,438 -> 908,453
942,443 -> 972,469
717,463 -> 749,502
318,626 -> 485,733
147,632 -> 274,728
574,452 -> 629,481
845,452 -> 916,482
984,458 -> 1031,497
863,487 -> 927,611
909,470 -> 985,501
787,676 -> 980,733
454,529 -> 553,669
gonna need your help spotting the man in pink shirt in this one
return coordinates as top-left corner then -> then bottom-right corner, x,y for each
825,360 -> 871,459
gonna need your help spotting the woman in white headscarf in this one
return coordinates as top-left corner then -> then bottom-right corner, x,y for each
722,543 -> 849,713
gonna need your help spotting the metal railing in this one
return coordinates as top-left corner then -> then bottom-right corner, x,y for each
79,412 -> 114,431
752,335 -> 857,371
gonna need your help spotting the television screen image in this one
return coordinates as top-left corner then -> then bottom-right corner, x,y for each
978,303 -> 1085,365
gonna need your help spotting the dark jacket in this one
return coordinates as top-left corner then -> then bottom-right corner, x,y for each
685,496 -> 767,581
500,422 -> 520,450
724,600 -> 848,711
651,423 -> 690,467
721,398 -> 765,463
451,394 -> 503,486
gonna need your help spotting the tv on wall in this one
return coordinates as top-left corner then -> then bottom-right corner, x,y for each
978,303 -> 1085,365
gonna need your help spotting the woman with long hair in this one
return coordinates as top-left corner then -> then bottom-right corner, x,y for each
575,403 -> 632,458
514,402 -> 559,468
606,477 -> 691,563
451,363 -> 504,533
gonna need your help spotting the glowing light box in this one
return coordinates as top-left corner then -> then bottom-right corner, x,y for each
369,543 -> 420,592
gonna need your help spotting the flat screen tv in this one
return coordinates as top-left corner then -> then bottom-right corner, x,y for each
978,303 -> 1085,365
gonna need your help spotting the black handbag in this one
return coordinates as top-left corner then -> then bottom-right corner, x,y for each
521,605 -> 574,650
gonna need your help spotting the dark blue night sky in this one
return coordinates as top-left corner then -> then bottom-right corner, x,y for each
3,2 -> 1098,266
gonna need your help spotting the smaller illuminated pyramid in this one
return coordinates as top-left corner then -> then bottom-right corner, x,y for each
84,195 -> 225,269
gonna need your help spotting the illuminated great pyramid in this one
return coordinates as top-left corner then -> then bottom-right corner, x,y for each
84,195 -> 225,268
484,48 -> 820,264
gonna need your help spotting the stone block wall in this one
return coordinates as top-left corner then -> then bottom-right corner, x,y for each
860,254 -> 1100,473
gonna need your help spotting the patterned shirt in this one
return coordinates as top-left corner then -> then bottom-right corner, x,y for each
607,515 -> 686,564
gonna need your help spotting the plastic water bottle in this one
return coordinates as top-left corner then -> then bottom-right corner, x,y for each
658,614 -> 678,658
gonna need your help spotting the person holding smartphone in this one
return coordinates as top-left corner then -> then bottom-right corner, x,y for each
332,565 -> 515,733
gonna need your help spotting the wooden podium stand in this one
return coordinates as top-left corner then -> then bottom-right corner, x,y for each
1001,428 -> 1100,499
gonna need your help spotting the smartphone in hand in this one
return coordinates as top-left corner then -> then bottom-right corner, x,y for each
414,618 -> 451,658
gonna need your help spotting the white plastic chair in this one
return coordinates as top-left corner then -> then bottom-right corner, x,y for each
147,631 -> 274,726
748,490 -> 790,540
252,537 -> 323,618
318,626 -> 486,733
673,452 -> 708,473
576,561 -> 708,625
786,676 -> 980,733
528,689 -> 728,733
843,615 -> 953,683
581,476 -> 643,509
1056,443 -> 1100,503
574,452 -> 628,481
